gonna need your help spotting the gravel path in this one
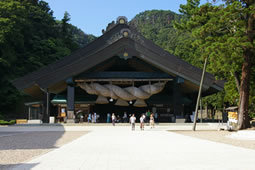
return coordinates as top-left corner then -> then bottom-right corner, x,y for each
172,130 -> 255,150
0,131 -> 88,170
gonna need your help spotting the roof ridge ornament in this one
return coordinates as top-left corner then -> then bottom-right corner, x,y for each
120,28 -> 131,37
106,28 -> 131,45
102,16 -> 128,34
117,16 -> 128,24
102,20 -> 116,34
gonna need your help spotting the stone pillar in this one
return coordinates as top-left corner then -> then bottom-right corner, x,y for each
67,78 -> 75,123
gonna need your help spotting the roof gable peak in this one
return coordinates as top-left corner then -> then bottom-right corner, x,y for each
102,16 -> 128,34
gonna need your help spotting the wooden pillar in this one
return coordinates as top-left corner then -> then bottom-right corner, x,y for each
173,77 -> 184,119
42,90 -> 50,123
67,78 -> 75,123
172,79 -> 177,122
28,106 -> 31,120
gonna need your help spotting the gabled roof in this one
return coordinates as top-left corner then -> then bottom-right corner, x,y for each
13,17 -> 224,96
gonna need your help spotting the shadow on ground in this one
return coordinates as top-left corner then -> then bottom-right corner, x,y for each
0,132 -> 65,150
0,125 -> 67,170
0,163 -> 38,170
0,125 -> 65,150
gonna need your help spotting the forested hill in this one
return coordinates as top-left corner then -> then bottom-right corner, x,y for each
0,0 -> 95,117
130,10 -> 182,55
129,10 -> 197,67
130,10 -> 181,44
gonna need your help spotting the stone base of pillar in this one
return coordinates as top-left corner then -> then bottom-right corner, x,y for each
66,111 -> 75,123
66,119 -> 75,123
67,110 -> 75,119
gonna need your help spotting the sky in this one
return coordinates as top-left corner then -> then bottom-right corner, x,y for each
44,0 -> 211,36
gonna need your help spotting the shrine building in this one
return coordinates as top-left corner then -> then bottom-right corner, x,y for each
13,17 -> 224,123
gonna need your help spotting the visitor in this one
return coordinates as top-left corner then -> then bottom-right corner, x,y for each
107,113 -> 111,123
130,114 -> 136,131
150,114 -> 155,128
140,114 -> 145,130
146,110 -> 151,124
80,114 -> 84,123
97,114 -> 100,123
116,115 -> 120,123
123,112 -> 128,123
91,114 -> 94,123
88,113 -> 92,123
142,114 -> 146,123
94,112 -> 97,123
154,112 -> 158,123
112,113 -> 116,126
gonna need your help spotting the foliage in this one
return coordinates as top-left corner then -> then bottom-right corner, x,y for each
58,18 -> 96,48
131,5 -> 254,125
175,0 -> 255,129
0,114 -> 5,120
0,0 -> 95,118
130,10 -> 183,54
0,120 -> 16,125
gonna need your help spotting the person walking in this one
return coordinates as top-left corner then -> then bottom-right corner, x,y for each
123,112 -> 128,123
94,112 -> 97,123
112,113 -> 116,126
140,114 -> 145,130
142,114 -> 146,122
107,113 -> 111,123
130,114 -> 136,131
150,114 -> 155,128
88,113 -> 92,123
154,112 -> 158,123
146,110 -> 151,124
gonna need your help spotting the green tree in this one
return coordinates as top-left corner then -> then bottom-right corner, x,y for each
0,0 -> 95,118
175,0 -> 255,129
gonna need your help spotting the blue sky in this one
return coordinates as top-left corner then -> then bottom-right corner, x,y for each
44,0 -> 212,36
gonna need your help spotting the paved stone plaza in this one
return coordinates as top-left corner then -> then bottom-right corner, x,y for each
0,125 -> 255,170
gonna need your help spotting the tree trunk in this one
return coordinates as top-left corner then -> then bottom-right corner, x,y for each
238,52 -> 251,129
237,11 -> 253,130
211,108 -> 214,121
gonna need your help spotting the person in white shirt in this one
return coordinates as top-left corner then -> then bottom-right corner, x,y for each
112,113 -> 116,126
129,114 -> 136,131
